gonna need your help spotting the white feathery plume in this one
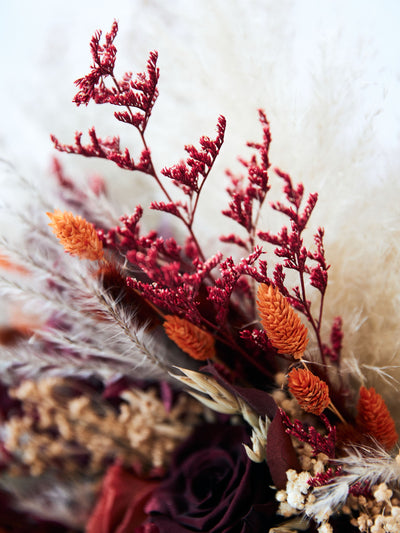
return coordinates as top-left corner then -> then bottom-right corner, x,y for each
0,473 -> 95,529
306,445 -> 400,521
0,184 -> 191,381
0,264 -> 184,379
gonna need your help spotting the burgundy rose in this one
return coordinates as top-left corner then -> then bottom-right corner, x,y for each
86,463 -> 160,533
144,424 -> 277,533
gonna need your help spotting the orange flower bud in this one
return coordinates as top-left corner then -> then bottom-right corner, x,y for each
257,284 -> 308,359
356,386 -> 398,450
164,315 -> 215,361
288,367 -> 330,415
47,210 -> 104,261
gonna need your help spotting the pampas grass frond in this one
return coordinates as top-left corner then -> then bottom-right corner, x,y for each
0,237 -> 186,381
307,445 -> 400,521
0,475 -> 96,529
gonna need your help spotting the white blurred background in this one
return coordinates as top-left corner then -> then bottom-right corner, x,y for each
1,1 -> 399,184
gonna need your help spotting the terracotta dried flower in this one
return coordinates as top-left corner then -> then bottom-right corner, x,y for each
164,315 -> 215,361
47,210 -> 104,261
288,367 -> 330,415
356,386 -> 398,450
257,284 -> 308,359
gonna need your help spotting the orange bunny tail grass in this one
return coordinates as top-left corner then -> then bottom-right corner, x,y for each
257,283 -> 308,359
0,253 -> 30,275
164,315 -> 216,361
47,210 -> 104,261
356,386 -> 398,451
288,367 -> 330,415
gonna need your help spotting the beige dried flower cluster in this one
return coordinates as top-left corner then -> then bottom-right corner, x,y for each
348,482 -> 400,533
276,451 -> 330,518
276,448 -> 400,533
5,377 -> 204,476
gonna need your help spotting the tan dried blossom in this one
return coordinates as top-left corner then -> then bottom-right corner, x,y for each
257,283 -> 308,359
356,386 -> 398,451
373,482 -> 392,504
164,315 -> 215,360
5,377 -> 203,476
47,209 -> 104,261
287,368 -> 330,415
171,367 -> 269,461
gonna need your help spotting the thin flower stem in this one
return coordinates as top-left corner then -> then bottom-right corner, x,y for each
328,401 -> 347,425
138,130 -> 174,202
248,194 -> 268,313
199,315 -> 274,380
189,160 -> 216,227
111,74 -> 209,263
298,254 -> 326,366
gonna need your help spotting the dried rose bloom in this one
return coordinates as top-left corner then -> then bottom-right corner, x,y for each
47,209 -> 104,261
257,284 -> 308,359
288,368 -> 330,415
356,386 -> 398,450
164,315 -> 215,361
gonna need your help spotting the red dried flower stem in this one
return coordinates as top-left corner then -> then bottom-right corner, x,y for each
327,401 -> 346,425
298,265 -> 326,366
109,74 -> 209,264
109,74 -> 172,201
283,189 -> 326,365
185,158 -> 222,267
195,314 -> 274,380
222,334 -> 274,379
189,165 -> 212,227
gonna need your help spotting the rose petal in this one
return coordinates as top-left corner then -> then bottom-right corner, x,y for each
87,464 -> 160,533
266,410 -> 300,489
146,424 -> 274,532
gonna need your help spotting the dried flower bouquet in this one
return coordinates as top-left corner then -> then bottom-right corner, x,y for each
0,21 -> 398,533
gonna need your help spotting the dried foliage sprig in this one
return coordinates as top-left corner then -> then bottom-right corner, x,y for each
171,367 -> 271,462
51,20 -> 224,264
280,409 -> 336,459
73,20 -> 159,132
221,109 -> 271,252
306,446 -> 400,522
258,170 -> 338,368
5,377 -> 201,475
